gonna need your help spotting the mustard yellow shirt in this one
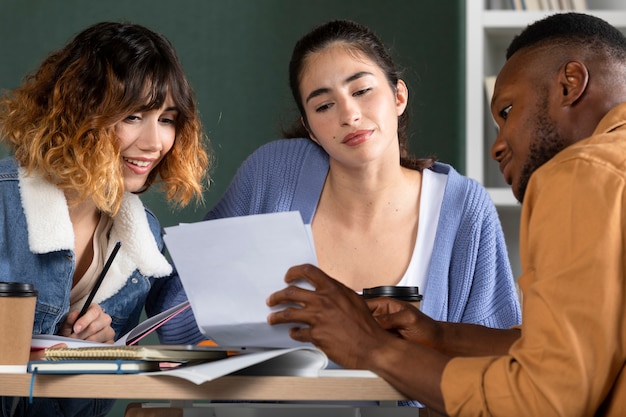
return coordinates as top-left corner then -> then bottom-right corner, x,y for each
442,103 -> 626,416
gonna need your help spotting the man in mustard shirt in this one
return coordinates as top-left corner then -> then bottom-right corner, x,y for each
267,12 -> 626,416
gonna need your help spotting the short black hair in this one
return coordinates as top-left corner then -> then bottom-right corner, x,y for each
506,12 -> 626,60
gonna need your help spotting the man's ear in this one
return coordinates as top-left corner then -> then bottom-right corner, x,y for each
302,117 -> 319,144
560,61 -> 588,105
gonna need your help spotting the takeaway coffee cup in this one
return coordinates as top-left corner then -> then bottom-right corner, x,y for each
362,285 -> 422,309
0,282 -> 38,373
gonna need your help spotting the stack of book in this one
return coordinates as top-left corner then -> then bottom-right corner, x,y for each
28,345 -> 232,374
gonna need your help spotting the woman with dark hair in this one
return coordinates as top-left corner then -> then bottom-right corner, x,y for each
0,21 -> 211,417
201,20 -> 519,339
282,19 -> 424,170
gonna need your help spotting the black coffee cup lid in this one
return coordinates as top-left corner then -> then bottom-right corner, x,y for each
362,285 -> 422,301
0,282 -> 38,297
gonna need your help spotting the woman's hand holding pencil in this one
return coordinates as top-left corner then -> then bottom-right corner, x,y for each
60,304 -> 115,343
58,241 -> 122,344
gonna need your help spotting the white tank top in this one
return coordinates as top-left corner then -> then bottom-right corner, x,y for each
396,168 -> 447,292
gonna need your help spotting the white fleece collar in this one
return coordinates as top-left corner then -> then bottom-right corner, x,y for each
18,168 -> 172,304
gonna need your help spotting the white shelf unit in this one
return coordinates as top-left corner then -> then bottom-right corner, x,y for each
464,2 -> 626,276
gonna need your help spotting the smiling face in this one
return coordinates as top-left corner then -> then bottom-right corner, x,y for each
115,94 -> 177,193
490,50 -> 571,203
299,43 -> 408,168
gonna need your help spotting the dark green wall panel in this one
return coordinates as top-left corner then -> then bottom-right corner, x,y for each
0,0 -> 464,227
0,1 -> 464,414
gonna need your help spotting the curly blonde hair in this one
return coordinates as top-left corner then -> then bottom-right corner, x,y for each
0,21 -> 211,215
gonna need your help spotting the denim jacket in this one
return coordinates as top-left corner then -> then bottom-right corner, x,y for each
0,157 -> 176,417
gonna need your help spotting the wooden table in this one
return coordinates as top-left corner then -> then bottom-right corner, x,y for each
0,372 -> 407,401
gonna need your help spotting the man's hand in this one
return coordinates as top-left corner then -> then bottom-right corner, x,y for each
267,264 -> 450,410
368,297 -> 443,350
267,264 -> 394,370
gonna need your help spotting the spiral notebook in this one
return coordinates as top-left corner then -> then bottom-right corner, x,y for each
41,344 -> 245,362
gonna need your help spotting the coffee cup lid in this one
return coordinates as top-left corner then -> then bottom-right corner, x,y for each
0,282 -> 38,297
362,285 -> 422,301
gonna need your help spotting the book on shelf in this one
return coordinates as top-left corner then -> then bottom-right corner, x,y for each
484,75 -> 497,104
511,0 -> 524,9
494,0 -> 587,9
487,0 -> 511,9
525,0 -> 542,10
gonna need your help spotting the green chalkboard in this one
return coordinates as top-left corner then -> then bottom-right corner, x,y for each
0,1 -> 464,414
0,0 -> 464,228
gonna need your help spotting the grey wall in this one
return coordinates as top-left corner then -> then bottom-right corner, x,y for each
0,0 -> 465,226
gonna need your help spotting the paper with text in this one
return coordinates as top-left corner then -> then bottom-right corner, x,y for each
164,211 -> 318,349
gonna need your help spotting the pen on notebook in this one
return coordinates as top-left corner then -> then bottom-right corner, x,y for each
75,241 -> 122,324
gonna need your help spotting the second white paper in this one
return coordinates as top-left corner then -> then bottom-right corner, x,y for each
163,211 -> 318,349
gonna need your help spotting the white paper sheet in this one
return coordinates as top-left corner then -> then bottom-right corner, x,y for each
152,347 -> 328,384
164,211 -> 318,349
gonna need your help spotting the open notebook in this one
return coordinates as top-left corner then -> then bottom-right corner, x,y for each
31,300 -> 192,350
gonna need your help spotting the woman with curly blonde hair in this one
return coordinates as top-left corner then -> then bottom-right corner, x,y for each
0,21 -> 210,417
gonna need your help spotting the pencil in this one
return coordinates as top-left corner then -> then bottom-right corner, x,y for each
76,241 -> 122,321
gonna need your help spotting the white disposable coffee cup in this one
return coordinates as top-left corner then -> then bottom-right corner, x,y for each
0,282 -> 38,373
